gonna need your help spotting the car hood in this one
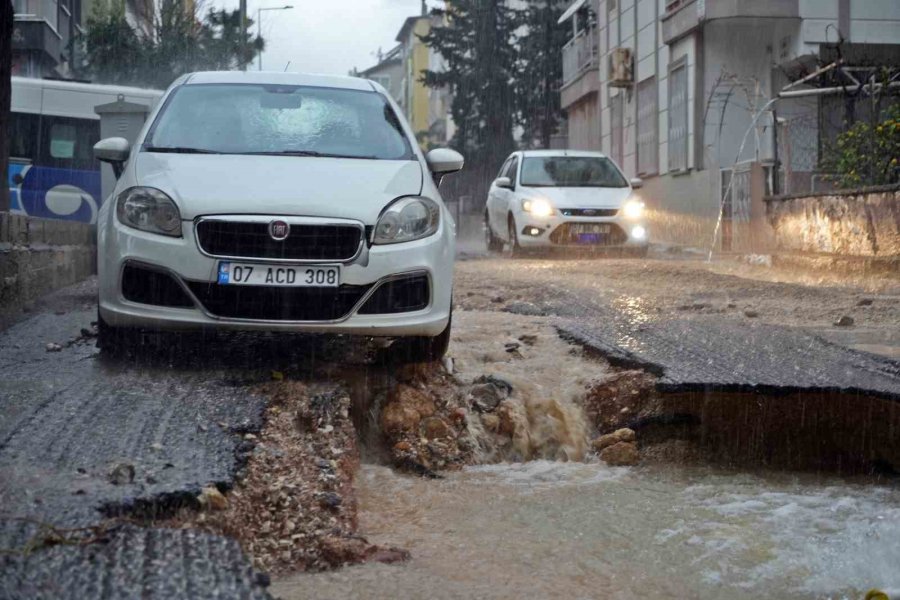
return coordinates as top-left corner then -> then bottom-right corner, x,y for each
518,186 -> 633,208
132,153 -> 424,223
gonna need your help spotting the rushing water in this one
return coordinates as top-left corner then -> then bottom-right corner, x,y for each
274,461 -> 900,600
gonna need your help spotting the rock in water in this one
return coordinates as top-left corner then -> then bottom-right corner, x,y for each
107,462 -> 135,485
599,441 -> 639,466
421,417 -> 451,440
592,428 -> 637,451
198,486 -> 228,511
835,315 -> 855,327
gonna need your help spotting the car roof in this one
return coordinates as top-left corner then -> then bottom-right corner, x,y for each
184,71 -> 376,92
516,149 -> 609,158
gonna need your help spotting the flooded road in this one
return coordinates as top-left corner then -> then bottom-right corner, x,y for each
275,461 -> 900,600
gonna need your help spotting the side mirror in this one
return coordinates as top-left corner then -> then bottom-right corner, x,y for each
630,177 -> 644,189
94,137 -> 131,179
425,147 -> 465,175
494,176 -> 513,190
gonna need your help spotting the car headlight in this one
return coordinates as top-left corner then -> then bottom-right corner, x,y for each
373,196 -> 440,244
623,199 -> 645,219
116,187 -> 182,237
522,198 -> 554,218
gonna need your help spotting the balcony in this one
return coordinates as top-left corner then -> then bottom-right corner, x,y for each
562,26 -> 598,87
561,25 -> 599,110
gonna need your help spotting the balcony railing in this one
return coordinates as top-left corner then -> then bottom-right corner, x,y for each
562,26 -> 598,87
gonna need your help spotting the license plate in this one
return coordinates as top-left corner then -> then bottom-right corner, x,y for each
578,233 -> 604,244
217,262 -> 340,287
570,223 -> 612,235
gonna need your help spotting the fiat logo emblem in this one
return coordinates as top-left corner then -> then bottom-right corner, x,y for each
268,220 -> 290,241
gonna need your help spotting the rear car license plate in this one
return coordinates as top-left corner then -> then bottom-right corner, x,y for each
217,262 -> 340,287
577,233 -> 603,244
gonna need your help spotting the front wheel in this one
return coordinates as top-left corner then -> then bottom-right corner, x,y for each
507,215 -> 524,258
390,311 -> 452,364
484,211 -> 504,253
96,310 -> 133,355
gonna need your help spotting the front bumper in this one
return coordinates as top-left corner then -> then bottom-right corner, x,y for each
512,209 -> 648,249
98,216 -> 454,337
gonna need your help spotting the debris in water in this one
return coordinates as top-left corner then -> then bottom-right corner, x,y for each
835,315 -> 855,327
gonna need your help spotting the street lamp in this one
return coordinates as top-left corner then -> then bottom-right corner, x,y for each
257,5 -> 294,71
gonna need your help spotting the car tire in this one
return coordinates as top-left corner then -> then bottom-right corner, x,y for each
96,310 -> 130,355
507,214 -> 524,258
630,246 -> 649,258
390,310 -> 452,364
484,211 -> 504,253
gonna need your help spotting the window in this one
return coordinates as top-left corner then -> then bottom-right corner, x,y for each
148,84 -> 414,161
668,61 -> 688,172
520,156 -> 628,188
39,115 -> 100,171
497,157 -> 512,179
8,112 -> 39,160
371,75 -> 391,90
505,156 -> 519,186
610,93 -> 623,168
636,77 -> 658,175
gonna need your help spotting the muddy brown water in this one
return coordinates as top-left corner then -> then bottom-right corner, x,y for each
274,461 -> 900,600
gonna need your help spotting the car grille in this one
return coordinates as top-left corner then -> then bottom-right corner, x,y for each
549,222 -> 628,246
195,220 -> 362,261
186,282 -> 372,321
559,208 -> 619,217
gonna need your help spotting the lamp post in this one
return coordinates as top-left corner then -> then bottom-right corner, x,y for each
258,5 -> 294,71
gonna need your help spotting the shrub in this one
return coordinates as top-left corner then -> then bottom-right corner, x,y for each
820,103 -> 900,189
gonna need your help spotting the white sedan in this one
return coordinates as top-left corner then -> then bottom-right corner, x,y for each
92,71 -> 462,359
484,150 -> 648,256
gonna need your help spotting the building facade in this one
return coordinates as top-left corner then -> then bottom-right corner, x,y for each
394,11 -> 455,149
559,0 -> 900,251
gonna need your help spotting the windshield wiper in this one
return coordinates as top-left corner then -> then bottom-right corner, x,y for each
241,150 -> 379,159
144,146 -> 222,154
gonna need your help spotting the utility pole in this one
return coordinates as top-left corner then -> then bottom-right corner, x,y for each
257,5 -> 294,71
240,0 -> 247,71
0,0 -> 13,212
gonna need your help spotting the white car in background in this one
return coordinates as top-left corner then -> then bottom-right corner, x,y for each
484,150 -> 648,257
93,71 -> 463,359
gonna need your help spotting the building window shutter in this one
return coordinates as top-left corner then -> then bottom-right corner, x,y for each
637,76 -> 658,176
668,62 -> 688,172
611,93 -> 623,167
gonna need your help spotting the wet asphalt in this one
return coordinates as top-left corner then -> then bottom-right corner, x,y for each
3,260 -> 900,597
0,281 -> 273,599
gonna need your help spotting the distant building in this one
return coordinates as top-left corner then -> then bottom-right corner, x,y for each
394,9 -> 454,148
12,0 -> 155,79
558,0 -> 900,251
354,45 -> 404,105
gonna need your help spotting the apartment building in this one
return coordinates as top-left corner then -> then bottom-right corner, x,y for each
559,0 -> 900,251
12,0 -> 155,79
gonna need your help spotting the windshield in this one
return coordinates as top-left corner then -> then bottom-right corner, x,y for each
145,83 -> 414,160
519,156 -> 628,187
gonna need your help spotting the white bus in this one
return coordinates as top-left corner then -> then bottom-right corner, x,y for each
8,77 -> 163,224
